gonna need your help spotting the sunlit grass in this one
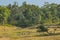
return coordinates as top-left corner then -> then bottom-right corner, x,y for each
0,25 -> 60,40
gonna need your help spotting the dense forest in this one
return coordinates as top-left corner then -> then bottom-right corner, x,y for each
0,2 -> 60,27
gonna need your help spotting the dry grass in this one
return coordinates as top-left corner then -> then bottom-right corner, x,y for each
0,35 -> 60,40
0,25 -> 60,40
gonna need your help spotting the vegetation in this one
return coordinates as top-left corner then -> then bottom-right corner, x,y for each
0,1 -> 60,40
0,26 -> 60,40
0,2 -> 60,28
37,24 -> 48,33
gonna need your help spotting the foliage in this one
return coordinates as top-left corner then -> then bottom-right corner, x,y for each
0,2 -> 60,27
37,24 -> 48,32
0,6 -> 10,25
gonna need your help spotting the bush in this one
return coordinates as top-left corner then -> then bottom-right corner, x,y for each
37,24 -> 48,32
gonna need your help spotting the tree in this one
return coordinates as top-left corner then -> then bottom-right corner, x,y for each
0,6 -> 10,25
0,2 -> 59,28
0,6 -> 10,31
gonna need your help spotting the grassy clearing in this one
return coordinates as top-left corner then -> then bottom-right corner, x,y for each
0,25 -> 60,40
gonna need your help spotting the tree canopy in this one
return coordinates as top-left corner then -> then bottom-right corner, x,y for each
0,2 -> 60,28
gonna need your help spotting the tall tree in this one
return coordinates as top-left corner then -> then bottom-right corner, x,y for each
0,6 -> 10,25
